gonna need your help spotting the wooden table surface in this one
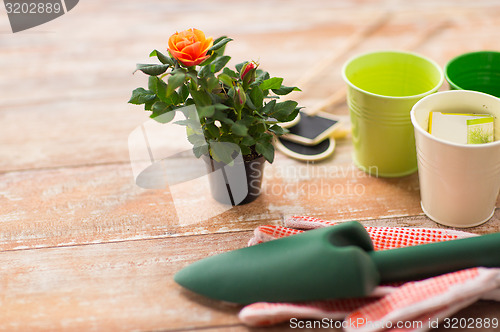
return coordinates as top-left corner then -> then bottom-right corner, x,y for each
1,0 -> 499,330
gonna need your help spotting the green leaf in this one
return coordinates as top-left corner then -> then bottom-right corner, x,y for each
266,100 -> 298,121
248,122 -> 267,135
148,76 -> 158,93
199,53 -> 217,67
155,79 -> 180,105
209,37 -> 232,51
227,86 -> 235,99
218,73 -> 234,87
150,107 -> 175,124
155,78 -> 167,101
250,87 -> 264,108
255,141 -> 274,163
128,88 -> 156,105
186,124 -> 202,137
187,133 -> 207,147
150,112 -> 175,124
232,121 -> 248,136
149,50 -> 174,66
268,124 -> 287,136
220,134 -> 239,144
245,95 -> 256,110
198,62 -> 212,78
174,119 -> 191,126
241,135 -> 256,147
222,67 -> 238,78
240,145 -> 251,155
144,98 -> 156,111
212,36 -> 226,44
186,70 -> 198,85
254,69 -> 270,86
190,88 -> 212,107
272,85 -> 301,95
210,142 -> 238,164
164,91 -> 181,105
152,101 -> 169,114
193,144 -> 209,158
205,123 -> 220,138
211,55 -> 231,73
206,75 -> 220,91
261,99 -> 276,115
214,103 -> 230,111
235,62 -> 246,73
260,132 -> 274,143
135,63 -> 170,76
259,77 -> 283,90
179,84 -> 189,102
220,117 -> 235,126
197,105 -> 215,118
176,118 -> 203,136
167,73 -> 186,96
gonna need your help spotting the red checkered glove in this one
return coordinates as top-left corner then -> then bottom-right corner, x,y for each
239,216 -> 500,331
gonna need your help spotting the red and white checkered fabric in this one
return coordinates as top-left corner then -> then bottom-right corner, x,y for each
345,267 -> 500,332
239,216 -> 500,331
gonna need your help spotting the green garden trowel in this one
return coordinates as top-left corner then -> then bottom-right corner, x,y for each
175,221 -> 500,304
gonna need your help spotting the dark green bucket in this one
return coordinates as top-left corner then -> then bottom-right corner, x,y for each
445,51 -> 500,98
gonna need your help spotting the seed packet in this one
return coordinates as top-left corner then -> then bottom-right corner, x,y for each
428,112 -> 494,144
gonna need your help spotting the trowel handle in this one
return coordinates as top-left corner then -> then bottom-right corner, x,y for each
370,232 -> 500,282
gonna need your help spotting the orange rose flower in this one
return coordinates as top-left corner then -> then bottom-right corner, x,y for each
168,28 -> 214,67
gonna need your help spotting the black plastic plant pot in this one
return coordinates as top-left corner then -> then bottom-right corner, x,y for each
202,154 -> 266,206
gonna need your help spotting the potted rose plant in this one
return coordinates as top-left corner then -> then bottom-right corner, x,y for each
128,28 -> 301,205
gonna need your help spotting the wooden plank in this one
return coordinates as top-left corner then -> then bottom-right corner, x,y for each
1,221 -> 499,331
0,232 -> 247,331
2,3 -> 498,172
1,1 -> 500,331
1,152 -> 499,251
0,2 -> 372,171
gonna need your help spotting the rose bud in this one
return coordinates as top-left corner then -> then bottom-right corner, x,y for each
241,62 -> 255,79
235,86 -> 246,105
